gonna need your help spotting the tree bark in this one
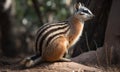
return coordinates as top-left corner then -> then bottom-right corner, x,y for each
103,0 -> 120,65
72,0 -> 120,66
72,0 -> 112,57
0,0 -> 17,57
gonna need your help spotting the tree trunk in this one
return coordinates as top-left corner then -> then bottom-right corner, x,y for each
0,0 -> 17,57
72,0 -> 120,66
103,0 -> 120,65
72,0 -> 112,57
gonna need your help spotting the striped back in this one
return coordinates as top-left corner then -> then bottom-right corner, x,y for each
35,21 -> 70,55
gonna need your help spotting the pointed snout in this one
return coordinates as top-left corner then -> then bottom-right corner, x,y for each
89,14 -> 95,19
91,14 -> 95,18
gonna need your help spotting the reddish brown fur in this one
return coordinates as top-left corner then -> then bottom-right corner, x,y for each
68,16 -> 84,47
42,16 -> 84,61
42,36 -> 68,62
40,3 -> 84,62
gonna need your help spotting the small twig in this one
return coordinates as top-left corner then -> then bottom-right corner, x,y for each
85,32 -> 90,51
93,40 -> 97,50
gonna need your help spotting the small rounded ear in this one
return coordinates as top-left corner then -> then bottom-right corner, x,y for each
74,2 -> 81,11
81,3 -> 84,6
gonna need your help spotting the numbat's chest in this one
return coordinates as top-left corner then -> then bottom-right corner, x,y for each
68,17 -> 84,47
69,24 -> 84,47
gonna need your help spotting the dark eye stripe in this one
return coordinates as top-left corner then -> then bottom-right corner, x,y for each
82,10 -> 90,14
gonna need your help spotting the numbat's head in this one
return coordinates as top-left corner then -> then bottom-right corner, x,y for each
74,2 -> 94,21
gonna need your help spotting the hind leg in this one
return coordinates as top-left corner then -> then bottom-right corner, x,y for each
20,54 -> 43,68
43,36 -> 71,62
55,36 -> 71,62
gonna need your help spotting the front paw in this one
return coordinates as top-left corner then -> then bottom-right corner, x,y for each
20,58 -> 34,68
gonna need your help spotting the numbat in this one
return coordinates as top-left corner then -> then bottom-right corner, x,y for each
21,2 -> 94,67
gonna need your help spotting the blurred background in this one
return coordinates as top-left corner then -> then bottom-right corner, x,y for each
0,0 -> 74,57
0,0 -> 113,58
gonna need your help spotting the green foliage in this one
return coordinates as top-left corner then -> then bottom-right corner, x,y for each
16,0 -> 38,25
15,0 -> 72,27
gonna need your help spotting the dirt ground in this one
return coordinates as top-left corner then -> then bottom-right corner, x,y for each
0,56 -> 100,72
0,56 -> 119,72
